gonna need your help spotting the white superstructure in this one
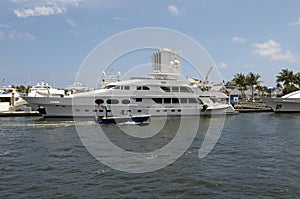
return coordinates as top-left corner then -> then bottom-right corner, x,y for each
28,81 -> 65,97
263,90 -> 300,112
23,49 -> 231,118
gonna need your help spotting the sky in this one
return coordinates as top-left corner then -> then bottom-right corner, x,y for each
0,0 -> 300,88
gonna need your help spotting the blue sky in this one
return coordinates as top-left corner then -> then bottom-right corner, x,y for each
0,0 -> 300,88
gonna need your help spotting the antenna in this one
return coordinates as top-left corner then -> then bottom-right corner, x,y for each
204,66 -> 213,83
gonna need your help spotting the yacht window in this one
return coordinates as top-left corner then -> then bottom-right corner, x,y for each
136,98 -> 142,102
164,98 -> 171,104
114,86 -> 120,89
180,86 -> 193,93
153,98 -> 162,104
107,99 -> 119,104
171,109 -> 175,112
121,99 -> 130,104
124,86 -> 130,90
172,87 -> 179,92
0,97 -> 10,102
180,98 -> 187,104
95,99 -> 104,105
104,85 -> 116,89
99,110 -> 104,112
156,110 -> 160,112
188,98 -> 198,103
172,98 -> 179,104
161,86 -> 171,92
137,86 -> 150,90
178,109 -> 181,112
137,110 -> 142,112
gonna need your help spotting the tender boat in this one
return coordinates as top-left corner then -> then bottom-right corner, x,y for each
263,90 -> 300,112
23,48 -> 231,118
97,115 -> 150,124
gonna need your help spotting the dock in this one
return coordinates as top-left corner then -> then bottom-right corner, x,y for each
234,102 -> 272,113
0,111 -> 41,117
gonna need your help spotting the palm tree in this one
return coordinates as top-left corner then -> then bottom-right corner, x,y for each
232,73 -> 247,99
294,72 -> 300,89
276,68 -> 297,95
246,72 -> 261,100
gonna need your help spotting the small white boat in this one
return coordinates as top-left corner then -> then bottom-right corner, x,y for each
0,87 -> 26,112
263,90 -> 300,112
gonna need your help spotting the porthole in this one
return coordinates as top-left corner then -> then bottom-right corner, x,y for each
107,99 -> 119,104
122,99 -> 130,104
95,99 -> 104,104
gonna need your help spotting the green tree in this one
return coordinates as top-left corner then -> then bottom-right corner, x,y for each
246,72 -> 261,100
276,68 -> 297,95
294,72 -> 300,89
232,73 -> 247,99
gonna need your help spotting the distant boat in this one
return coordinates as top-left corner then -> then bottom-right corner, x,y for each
0,87 -> 26,112
28,81 -> 65,97
263,90 -> 300,112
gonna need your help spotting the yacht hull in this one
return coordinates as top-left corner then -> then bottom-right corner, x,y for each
263,97 -> 300,112
23,96 -> 230,118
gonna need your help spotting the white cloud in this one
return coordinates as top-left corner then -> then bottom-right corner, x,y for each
219,62 -> 228,68
252,40 -> 293,62
288,17 -> 300,26
0,31 -> 5,40
231,36 -> 245,43
168,5 -> 180,15
13,6 -> 63,18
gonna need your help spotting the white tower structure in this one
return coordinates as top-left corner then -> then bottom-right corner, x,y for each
151,48 -> 182,79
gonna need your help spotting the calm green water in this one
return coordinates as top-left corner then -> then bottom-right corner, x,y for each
0,113 -> 299,198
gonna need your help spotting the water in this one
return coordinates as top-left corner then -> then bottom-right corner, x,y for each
0,113 -> 299,198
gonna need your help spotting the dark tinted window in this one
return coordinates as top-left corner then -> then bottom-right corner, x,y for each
161,86 -> 171,92
180,87 -> 192,93
107,99 -> 119,104
122,99 -> 130,104
152,98 -> 162,104
172,98 -> 179,103
95,99 -> 104,104
188,98 -> 198,103
164,98 -> 171,104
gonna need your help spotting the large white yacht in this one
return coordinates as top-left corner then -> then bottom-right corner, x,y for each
263,90 -> 300,112
28,81 -> 65,97
24,49 -> 231,118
